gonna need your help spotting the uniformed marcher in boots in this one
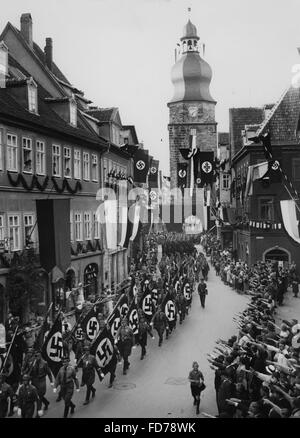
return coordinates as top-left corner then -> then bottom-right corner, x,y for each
137,315 -> 154,360
0,373 -> 14,418
176,293 -> 187,324
198,279 -> 208,309
188,361 -> 205,415
17,374 -> 42,418
54,356 -> 80,418
21,347 -> 35,377
30,351 -> 53,413
152,305 -> 169,347
108,344 -> 121,388
76,344 -> 104,405
117,319 -> 134,375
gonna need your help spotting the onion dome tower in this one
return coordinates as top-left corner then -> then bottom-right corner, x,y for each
168,19 -> 217,189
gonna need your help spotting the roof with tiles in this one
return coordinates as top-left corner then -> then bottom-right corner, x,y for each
0,83 -> 107,147
256,86 -> 300,142
86,107 -> 117,123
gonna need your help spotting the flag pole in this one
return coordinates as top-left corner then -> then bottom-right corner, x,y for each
0,324 -> 19,373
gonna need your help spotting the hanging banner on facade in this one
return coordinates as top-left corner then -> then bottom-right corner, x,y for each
149,159 -> 159,185
177,163 -> 188,189
133,148 -> 149,183
198,152 -> 215,186
280,200 -> 300,244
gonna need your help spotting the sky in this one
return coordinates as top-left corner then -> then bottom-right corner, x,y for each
1,0 -> 300,174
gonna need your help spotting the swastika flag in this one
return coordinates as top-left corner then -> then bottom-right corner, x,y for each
41,314 -> 63,377
90,327 -> 117,376
81,305 -> 100,342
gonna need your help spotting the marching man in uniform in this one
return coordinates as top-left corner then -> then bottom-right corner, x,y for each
116,319 -> 134,375
198,278 -> 208,309
17,374 -> 42,418
30,350 -> 54,413
53,356 -> 80,418
76,344 -> 104,405
151,305 -> 169,347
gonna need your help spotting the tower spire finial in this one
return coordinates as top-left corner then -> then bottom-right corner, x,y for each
188,7 -> 191,17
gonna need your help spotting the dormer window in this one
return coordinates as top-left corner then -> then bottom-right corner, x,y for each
70,99 -> 77,127
27,78 -> 38,113
0,41 -> 8,87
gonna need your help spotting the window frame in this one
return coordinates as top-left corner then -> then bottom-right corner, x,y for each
74,212 -> 83,241
28,83 -> 38,114
36,140 -> 46,176
91,153 -> 98,182
8,213 -> 21,251
70,101 -> 77,127
23,212 -> 35,247
74,149 -> 81,180
259,197 -> 274,221
84,212 -> 92,240
52,144 -> 61,177
222,173 -> 230,190
63,146 -> 72,178
6,133 -> 18,172
93,212 -> 100,240
22,137 -> 33,174
83,152 -> 90,181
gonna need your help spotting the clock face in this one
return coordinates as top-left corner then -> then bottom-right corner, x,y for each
188,106 -> 198,118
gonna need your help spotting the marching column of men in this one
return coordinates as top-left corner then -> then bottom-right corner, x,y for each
0,232 -> 209,418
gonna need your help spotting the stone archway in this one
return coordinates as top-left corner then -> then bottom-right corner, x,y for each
263,247 -> 291,264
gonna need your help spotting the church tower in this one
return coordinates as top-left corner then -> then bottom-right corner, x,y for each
168,19 -> 217,189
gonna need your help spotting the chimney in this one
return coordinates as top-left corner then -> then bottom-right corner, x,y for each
44,38 -> 53,71
20,13 -> 33,48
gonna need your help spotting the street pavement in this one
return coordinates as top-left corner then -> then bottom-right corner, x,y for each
42,252 -> 250,419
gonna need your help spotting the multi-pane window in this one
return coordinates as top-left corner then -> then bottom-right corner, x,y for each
7,134 -> 18,171
103,158 -> 108,184
259,197 -> 274,221
91,154 -> 98,182
22,137 -> 33,173
36,141 -> 45,175
93,213 -> 100,239
74,213 -> 83,241
8,214 -> 21,251
52,145 -> 61,176
83,152 -> 90,181
24,214 -> 34,246
28,84 -> 38,113
0,214 -> 5,242
84,212 -> 91,240
222,173 -> 230,190
0,130 -> 2,170
70,101 -> 77,126
74,149 -> 81,179
64,147 -> 71,178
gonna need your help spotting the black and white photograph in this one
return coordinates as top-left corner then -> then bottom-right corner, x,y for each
0,0 -> 300,423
